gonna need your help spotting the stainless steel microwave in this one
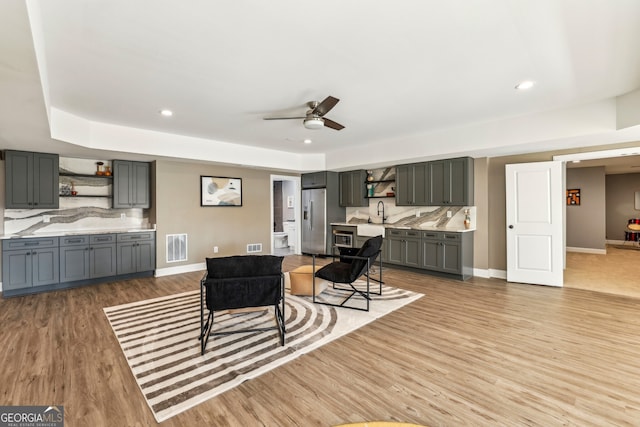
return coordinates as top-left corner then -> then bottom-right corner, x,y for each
333,231 -> 353,248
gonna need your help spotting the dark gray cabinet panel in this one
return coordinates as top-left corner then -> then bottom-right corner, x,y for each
386,229 -> 421,268
59,234 -> 117,282
421,231 -> 473,279
90,234 -> 117,279
395,163 -> 427,206
301,172 -> 327,189
5,150 -> 59,209
2,237 -> 59,291
60,237 -> 91,282
428,157 -> 474,206
339,170 -> 368,207
113,160 -> 150,208
116,232 -> 156,274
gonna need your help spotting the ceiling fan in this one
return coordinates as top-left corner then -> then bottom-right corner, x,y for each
264,96 -> 345,130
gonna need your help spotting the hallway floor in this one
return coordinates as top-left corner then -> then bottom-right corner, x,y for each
564,244 -> 640,299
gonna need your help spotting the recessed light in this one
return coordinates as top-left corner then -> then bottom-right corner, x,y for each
515,81 -> 535,90
160,109 -> 173,117
303,139 -> 312,144
572,160 -> 581,164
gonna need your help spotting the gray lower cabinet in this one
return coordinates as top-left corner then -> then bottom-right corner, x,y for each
386,229 -> 421,268
117,232 -> 156,274
2,237 -> 59,292
59,234 -> 117,282
2,232 -> 155,297
421,231 -> 473,279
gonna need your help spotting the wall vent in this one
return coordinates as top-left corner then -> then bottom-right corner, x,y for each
166,234 -> 188,263
247,243 -> 262,253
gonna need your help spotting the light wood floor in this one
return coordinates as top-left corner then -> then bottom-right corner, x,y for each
565,244 -> 640,299
1,256 -> 639,426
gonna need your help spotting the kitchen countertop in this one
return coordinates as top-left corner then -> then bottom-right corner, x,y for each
0,228 -> 156,240
331,222 -> 475,233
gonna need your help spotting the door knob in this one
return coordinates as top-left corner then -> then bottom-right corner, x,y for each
508,225 -> 514,229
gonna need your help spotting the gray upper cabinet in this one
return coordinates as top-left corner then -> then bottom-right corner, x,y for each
395,163 -> 427,206
301,171 -> 327,189
428,157 -> 474,206
5,150 -> 59,209
339,170 -> 368,207
113,160 -> 150,208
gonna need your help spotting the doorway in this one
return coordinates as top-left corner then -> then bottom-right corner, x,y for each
270,174 -> 301,256
554,147 -> 640,298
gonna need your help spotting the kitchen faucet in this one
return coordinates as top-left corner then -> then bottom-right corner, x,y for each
377,200 -> 387,224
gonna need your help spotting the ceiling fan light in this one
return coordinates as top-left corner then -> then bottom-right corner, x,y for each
303,117 -> 324,130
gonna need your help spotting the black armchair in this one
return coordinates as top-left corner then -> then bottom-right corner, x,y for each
312,235 -> 383,311
199,255 -> 285,355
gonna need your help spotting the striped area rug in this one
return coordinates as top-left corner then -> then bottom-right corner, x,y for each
104,282 -> 423,422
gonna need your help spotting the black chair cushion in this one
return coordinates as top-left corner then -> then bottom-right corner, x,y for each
316,235 -> 382,284
206,255 -> 283,279
203,255 -> 284,311
205,275 -> 282,310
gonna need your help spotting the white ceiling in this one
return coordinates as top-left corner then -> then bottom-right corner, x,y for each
2,0 -> 640,171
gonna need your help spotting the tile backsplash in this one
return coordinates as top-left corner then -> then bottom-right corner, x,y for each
3,157 -> 149,236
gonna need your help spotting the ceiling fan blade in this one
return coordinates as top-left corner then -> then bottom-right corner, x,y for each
323,118 -> 345,130
313,96 -> 340,116
263,116 -> 306,120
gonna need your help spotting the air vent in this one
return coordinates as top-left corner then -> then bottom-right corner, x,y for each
247,243 -> 262,253
166,234 -> 188,262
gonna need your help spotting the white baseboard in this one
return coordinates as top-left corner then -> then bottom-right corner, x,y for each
155,262 -> 206,278
607,239 -> 626,245
472,268 -> 490,278
489,269 -> 507,280
472,268 -> 506,280
566,246 -> 607,255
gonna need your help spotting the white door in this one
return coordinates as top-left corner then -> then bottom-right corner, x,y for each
506,161 -> 564,286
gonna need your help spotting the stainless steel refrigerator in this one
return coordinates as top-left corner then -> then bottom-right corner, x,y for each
301,171 -> 345,254
302,188 -> 327,254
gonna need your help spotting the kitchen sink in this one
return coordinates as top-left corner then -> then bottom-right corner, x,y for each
357,223 -> 385,237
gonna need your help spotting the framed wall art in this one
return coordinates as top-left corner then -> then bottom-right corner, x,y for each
201,176 -> 242,206
566,188 -> 580,206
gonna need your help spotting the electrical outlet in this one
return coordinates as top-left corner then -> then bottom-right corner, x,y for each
447,210 -> 452,218
42,215 -> 50,223
214,246 -> 219,253
120,213 -> 126,220
415,210 -> 420,218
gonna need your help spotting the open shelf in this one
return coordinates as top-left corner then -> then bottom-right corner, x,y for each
60,173 -> 113,179
365,179 -> 395,184
60,195 -> 111,198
